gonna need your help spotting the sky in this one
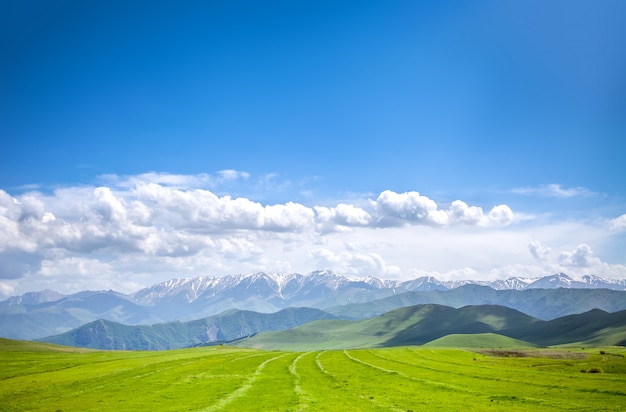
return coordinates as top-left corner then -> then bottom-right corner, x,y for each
1,0 -> 625,297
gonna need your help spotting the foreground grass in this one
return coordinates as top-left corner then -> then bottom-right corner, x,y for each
1,339 -> 625,411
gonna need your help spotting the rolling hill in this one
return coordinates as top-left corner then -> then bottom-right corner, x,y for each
423,333 -> 536,348
38,307 -> 336,350
233,304 -> 626,351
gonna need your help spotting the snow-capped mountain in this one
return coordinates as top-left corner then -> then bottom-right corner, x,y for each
132,270 -> 384,309
4,272 -> 626,312
124,271 -> 626,318
2,271 -> 626,341
523,273 -> 626,290
398,276 -> 449,291
0,289 -> 65,307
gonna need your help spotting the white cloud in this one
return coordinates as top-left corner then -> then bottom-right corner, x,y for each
374,190 -> 442,225
511,184 -> 594,198
99,170 -> 251,191
557,244 -> 602,268
2,172 -> 624,297
313,204 -> 372,232
608,214 -> 626,231
522,239 -> 626,278
308,247 -> 401,277
487,205 -> 514,226
373,191 -> 513,227
528,240 -> 551,261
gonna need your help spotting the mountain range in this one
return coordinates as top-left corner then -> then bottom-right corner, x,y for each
38,303 -> 626,351
39,307 -> 337,350
2,271 -> 626,340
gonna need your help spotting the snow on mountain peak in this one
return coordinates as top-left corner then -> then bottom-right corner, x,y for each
123,271 -> 626,308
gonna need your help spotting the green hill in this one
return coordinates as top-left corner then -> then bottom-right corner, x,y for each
39,307 -> 336,350
506,308 -> 626,347
234,304 -> 539,351
235,304 -> 626,351
423,333 -> 537,348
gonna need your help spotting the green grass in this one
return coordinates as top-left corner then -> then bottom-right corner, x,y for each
1,338 -> 626,411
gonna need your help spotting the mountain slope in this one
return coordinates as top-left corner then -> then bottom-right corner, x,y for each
2,271 -> 626,340
0,291 -> 157,340
234,304 -> 539,351
234,304 -> 626,351
506,308 -> 626,346
0,289 -> 65,307
39,307 -> 337,350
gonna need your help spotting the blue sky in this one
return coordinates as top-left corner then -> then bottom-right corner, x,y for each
1,1 -> 625,296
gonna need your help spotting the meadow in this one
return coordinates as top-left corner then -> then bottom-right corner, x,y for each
1,338 -> 625,411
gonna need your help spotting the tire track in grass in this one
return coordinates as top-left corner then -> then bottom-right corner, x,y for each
288,352 -> 314,411
391,349 -> 602,395
365,350 -> 592,410
314,351 -> 334,378
196,353 -> 288,412
343,350 -> 566,411
343,350 -> 471,394
340,350 -> 419,411
311,351 -> 392,411
132,360 -> 196,379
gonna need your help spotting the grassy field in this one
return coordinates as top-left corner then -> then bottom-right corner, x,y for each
1,338 -> 625,411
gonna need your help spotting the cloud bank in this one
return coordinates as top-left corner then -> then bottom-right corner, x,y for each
0,174 -> 514,273
0,172 -> 624,296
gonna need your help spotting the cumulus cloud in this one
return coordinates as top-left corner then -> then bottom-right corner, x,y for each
528,240 -> 551,261
525,240 -> 625,278
0,173 -> 520,295
314,204 -> 372,232
373,190 -> 513,227
557,244 -> 602,268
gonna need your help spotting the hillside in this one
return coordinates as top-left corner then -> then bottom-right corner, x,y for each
423,333 -> 537,348
39,307 -> 337,350
234,304 -> 539,351
234,304 -> 626,351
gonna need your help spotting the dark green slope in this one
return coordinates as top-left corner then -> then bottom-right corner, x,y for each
235,304 -> 626,351
506,308 -> 626,346
383,304 -> 538,346
39,307 -> 336,350
235,304 -> 538,350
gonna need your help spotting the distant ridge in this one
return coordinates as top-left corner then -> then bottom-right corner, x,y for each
2,271 -> 626,340
38,307 -> 337,350
233,305 -> 626,351
4,272 -> 625,310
